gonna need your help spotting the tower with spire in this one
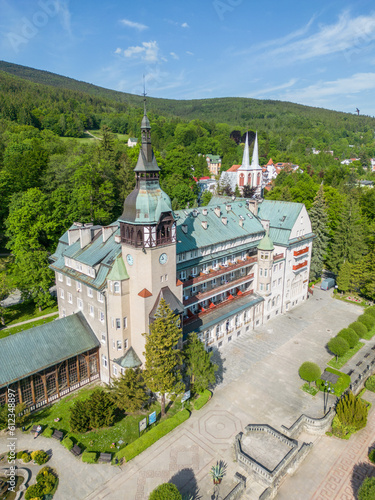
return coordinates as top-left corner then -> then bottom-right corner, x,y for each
234,132 -> 263,196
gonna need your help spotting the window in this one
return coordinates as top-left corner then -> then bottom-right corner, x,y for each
165,274 -> 168,281
278,277 -> 282,285
260,283 -> 264,291
62,309 -> 66,318
273,280 -> 276,288
212,278 -> 217,286
102,355 -> 107,368
266,283 -> 270,291
116,318 -> 121,329
113,365 -> 118,376
75,261 -> 83,272
179,270 -> 187,280
191,267 -> 198,276
60,289 -> 64,299
77,282 -> 82,292
114,282 -> 120,293
264,269 -> 268,277
58,273 -> 63,282
89,305 -> 94,317
101,333 -> 106,344
117,340 -> 122,350
279,263 -> 283,270
124,317 -> 127,329
89,268 -> 95,278
97,291 -> 104,303
260,268 -> 263,277
99,310 -> 105,323
77,298 -> 83,309
124,339 -> 128,349
201,282 -> 207,291
160,276 -> 164,283
66,277 -> 71,286
87,287 -> 93,298
68,293 -> 72,304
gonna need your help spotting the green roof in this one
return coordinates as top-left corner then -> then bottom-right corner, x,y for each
114,347 -> 142,369
257,234 -> 274,251
0,313 -> 99,387
107,256 -> 129,281
206,154 -> 221,163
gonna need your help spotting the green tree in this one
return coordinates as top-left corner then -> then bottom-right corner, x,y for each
143,298 -> 184,417
149,483 -> 182,500
336,391 -> 367,431
336,261 -> 352,293
337,328 -> 358,348
298,361 -> 321,387
200,190 -> 213,206
309,185 -> 330,280
88,388 -> 115,429
358,477 -> 375,500
110,368 -> 148,413
184,333 -> 217,393
69,400 -> 90,433
327,336 -> 349,361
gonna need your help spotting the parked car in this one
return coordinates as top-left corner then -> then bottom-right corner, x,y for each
321,278 -> 335,290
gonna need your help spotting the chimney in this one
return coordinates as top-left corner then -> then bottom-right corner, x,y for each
239,219 -> 244,228
79,227 -> 92,248
232,195 -> 236,201
247,199 -> 258,216
261,219 -> 270,233
226,204 -> 232,212
214,206 -> 221,218
68,228 -> 80,246
202,208 -> 208,216
221,216 -> 227,225
102,226 -> 115,242
192,209 -> 198,217
181,224 -> 188,234
202,220 -> 208,230
114,235 -> 121,244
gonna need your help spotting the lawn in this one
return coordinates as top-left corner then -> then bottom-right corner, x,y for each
26,386 -> 187,455
327,341 -> 365,369
3,299 -> 58,326
301,383 -> 319,396
0,314 -> 59,338
316,367 -> 351,396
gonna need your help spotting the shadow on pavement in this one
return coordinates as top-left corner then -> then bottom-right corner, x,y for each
350,461 -> 375,499
169,467 -> 201,499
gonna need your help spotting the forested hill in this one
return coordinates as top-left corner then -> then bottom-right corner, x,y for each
1,60 -> 374,130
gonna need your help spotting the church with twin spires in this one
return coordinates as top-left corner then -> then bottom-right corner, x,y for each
0,105 -> 314,411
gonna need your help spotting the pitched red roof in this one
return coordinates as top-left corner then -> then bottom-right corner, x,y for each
138,288 -> 152,298
227,164 -> 241,172
267,158 -> 274,165
176,279 -> 183,286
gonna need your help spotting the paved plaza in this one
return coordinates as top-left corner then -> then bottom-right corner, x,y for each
2,289 -> 374,499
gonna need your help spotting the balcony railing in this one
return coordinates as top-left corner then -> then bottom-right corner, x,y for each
182,255 -> 257,288
293,247 -> 309,257
183,289 -> 254,326
293,260 -> 308,271
274,253 -> 284,261
183,273 -> 255,306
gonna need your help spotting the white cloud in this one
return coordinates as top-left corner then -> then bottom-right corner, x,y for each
181,22 -> 189,28
114,47 -> 122,54
267,11 -> 375,64
282,73 -> 375,104
186,51 -> 194,56
123,41 -> 159,62
170,52 -> 179,60
120,18 -> 148,31
57,0 -> 73,37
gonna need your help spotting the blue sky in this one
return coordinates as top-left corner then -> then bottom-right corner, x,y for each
1,0 -> 375,115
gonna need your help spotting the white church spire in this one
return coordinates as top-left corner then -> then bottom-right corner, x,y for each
251,132 -> 259,168
241,132 -> 250,170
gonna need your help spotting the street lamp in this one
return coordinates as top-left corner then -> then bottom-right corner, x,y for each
323,382 -> 335,414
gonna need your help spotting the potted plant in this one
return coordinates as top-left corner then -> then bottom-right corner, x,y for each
209,461 -> 226,485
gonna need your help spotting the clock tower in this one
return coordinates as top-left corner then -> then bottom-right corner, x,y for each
118,102 -> 183,364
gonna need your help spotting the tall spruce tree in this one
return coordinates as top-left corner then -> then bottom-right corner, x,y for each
309,185 -> 329,280
336,261 -> 352,293
143,299 -> 184,417
110,368 -> 148,413
327,197 -> 365,274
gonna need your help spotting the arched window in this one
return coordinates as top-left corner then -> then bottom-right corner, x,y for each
136,230 -> 143,246
114,282 -> 120,293
239,173 -> 244,186
126,227 -> 130,240
247,173 -> 251,185
257,172 -> 261,185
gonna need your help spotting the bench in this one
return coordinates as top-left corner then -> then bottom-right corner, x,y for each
98,452 -> 112,464
30,425 -> 42,435
70,444 -> 82,457
52,429 -> 64,441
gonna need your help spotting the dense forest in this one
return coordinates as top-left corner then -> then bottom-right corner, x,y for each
0,62 -> 374,311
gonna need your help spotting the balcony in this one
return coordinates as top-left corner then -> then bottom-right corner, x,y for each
274,253 -> 284,261
183,255 -> 257,288
293,260 -> 308,271
183,289 -> 254,326
294,247 -> 309,257
183,273 -> 255,306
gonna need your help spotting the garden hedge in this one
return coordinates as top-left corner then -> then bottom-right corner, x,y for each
365,375 -> 375,393
193,390 -> 211,411
349,321 -> 368,339
337,328 -> 359,348
43,427 -> 54,438
82,451 -> 98,464
61,437 -> 74,451
364,306 -> 375,318
358,314 -> 375,331
116,410 -> 190,463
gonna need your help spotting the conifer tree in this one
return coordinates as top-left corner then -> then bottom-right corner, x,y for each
336,261 -> 352,293
184,333 -> 217,393
69,400 -> 90,433
88,388 -> 115,429
110,368 -> 148,413
309,185 -> 329,280
143,299 -> 184,417
336,391 -> 367,431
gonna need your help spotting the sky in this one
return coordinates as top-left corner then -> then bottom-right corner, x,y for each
1,0 -> 375,115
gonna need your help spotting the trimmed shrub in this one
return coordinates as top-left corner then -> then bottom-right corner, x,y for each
22,452 -> 31,463
24,482 -> 44,500
327,337 -> 349,360
298,362 -> 321,386
358,314 -> 375,331
82,451 -> 98,464
369,449 -> 375,464
116,410 -> 190,463
31,450 -> 49,465
149,483 -> 182,500
337,328 -> 359,348
36,466 -> 54,482
364,307 -> 375,318
358,477 -> 375,500
349,321 -> 368,339
365,375 -> 375,393
43,427 -> 53,438
16,450 -> 25,459
194,390 -> 211,411
61,437 -> 74,451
